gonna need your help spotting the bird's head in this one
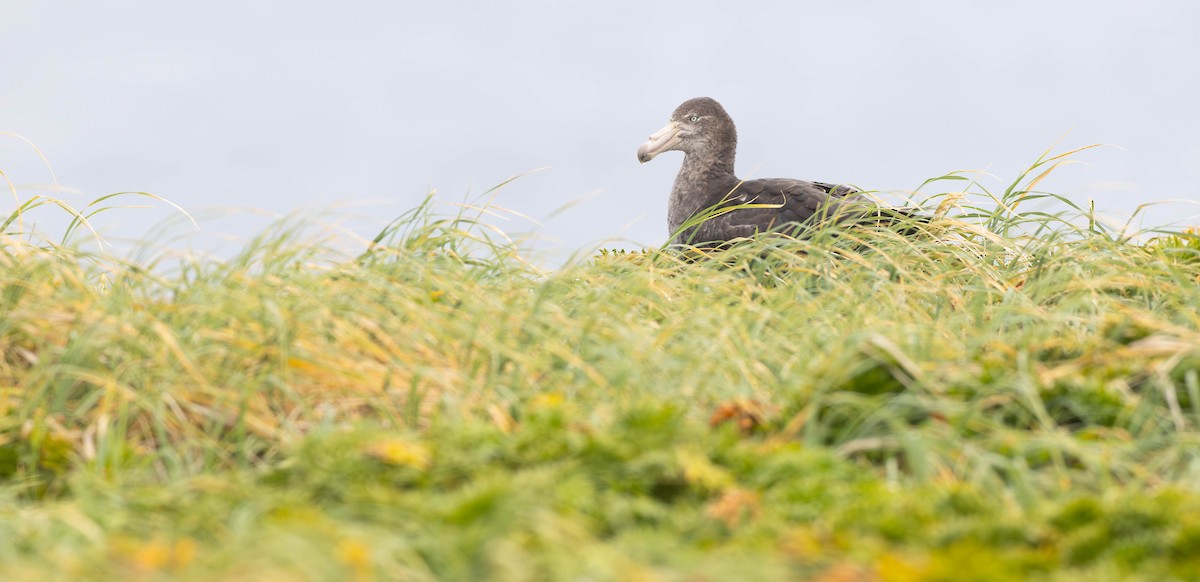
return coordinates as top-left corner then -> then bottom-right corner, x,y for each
637,97 -> 736,164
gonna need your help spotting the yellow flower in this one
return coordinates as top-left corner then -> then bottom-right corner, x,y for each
364,437 -> 430,470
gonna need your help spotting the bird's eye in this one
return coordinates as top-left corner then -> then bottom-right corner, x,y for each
688,115 -> 701,122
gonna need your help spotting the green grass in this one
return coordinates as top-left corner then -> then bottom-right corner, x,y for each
2,147 -> 1200,580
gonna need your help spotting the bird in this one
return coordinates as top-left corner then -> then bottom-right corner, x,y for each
637,97 -> 925,246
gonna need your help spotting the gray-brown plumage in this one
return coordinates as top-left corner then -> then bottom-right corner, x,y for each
637,97 -> 923,246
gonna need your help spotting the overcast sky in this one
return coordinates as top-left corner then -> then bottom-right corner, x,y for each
3,1 -> 1198,263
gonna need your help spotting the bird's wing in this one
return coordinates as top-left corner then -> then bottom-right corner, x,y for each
677,178 -> 865,243
811,180 -> 864,199
727,178 -> 870,228
675,179 -> 926,246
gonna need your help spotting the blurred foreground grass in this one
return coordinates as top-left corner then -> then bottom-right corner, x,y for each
2,150 -> 1200,580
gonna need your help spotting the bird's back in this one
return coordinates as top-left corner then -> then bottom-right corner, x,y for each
671,177 -> 921,245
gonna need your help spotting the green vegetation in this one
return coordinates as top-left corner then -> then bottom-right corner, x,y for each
2,148 -> 1200,580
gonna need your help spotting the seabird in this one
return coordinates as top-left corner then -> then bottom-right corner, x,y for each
638,97 -> 923,246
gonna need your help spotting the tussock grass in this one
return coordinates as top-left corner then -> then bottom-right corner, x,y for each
2,147 -> 1200,579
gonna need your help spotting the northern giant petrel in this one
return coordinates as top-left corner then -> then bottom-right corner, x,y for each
638,97 -> 923,246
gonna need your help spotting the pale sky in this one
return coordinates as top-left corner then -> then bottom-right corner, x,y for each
3,1 -> 1198,262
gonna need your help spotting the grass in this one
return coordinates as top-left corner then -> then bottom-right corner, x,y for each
2,146 -> 1200,580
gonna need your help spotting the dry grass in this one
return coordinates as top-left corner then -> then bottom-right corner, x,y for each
1,146 -> 1199,579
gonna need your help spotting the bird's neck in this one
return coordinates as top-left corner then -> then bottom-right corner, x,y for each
683,143 -> 736,177
668,147 -> 738,235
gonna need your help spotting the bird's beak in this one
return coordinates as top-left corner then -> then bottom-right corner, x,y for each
637,121 -> 682,163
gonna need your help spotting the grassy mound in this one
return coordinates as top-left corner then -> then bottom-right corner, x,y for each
2,150 -> 1200,580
